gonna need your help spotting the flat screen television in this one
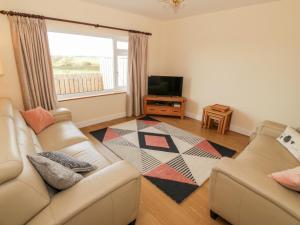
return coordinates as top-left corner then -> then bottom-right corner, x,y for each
148,76 -> 183,96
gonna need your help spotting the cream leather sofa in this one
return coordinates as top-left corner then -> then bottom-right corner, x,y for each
209,121 -> 300,225
0,98 -> 141,225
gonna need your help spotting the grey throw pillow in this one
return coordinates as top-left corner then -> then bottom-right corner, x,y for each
38,152 -> 97,173
27,155 -> 83,190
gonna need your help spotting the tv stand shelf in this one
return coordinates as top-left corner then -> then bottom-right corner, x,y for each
143,95 -> 186,119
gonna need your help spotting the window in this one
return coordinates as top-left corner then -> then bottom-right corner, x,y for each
48,32 -> 128,100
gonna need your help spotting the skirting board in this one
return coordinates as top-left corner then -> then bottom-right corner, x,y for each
185,112 -> 252,136
75,111 -> 252,136
75,112 -> 126,128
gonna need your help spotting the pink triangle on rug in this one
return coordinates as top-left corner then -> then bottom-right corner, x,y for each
103,128 -> 120,142
145,164 -> 196,185
196,140 -> 222,157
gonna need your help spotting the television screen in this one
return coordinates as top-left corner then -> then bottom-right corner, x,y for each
148,76 -> 183,96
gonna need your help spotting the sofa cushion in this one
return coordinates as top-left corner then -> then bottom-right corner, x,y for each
28,154 -> 83,190
38,152 -> 97,173
59,141 -> 112,175
0,117 -> 23,184
38,121 -> 88,151
237,135 -> 300,174
28,128 -> 43,153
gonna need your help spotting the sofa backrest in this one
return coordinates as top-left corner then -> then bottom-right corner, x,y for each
0,98 -> 50,225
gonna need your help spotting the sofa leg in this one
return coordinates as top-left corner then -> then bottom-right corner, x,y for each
210,210 -> 219,220
128,219 -> 136,225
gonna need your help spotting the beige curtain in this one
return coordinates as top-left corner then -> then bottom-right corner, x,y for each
126,32 -> 149,117
8,16 -> 57,110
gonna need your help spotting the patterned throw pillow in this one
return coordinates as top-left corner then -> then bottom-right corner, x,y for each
27,155 -> 83,190
38,152 -> 97,173
270,167 -> 300,192
277,127 -> 300,162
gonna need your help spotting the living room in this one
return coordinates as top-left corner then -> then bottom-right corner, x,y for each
0,0 -> 299,225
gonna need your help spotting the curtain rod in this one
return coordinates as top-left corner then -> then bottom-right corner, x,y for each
0,10 -> 152,36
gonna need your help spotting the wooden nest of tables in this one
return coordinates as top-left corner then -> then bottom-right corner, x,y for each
202,105 -> 233,135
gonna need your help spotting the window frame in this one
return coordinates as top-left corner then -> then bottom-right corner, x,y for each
47,31 -> 128,101
114,39 -> 129,90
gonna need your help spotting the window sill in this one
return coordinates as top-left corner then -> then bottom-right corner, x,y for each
57,90 -> 127,102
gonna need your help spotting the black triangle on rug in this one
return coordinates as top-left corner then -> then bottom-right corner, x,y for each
138,116 -> 160,122
90,127 -> 107,142
144,176 -> 198,203
208,141 -> 236,157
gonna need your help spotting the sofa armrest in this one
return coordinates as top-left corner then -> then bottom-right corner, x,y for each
27,161 -> 141,225
209,158 -> 300,221
50,108 -> 72,122
251,120 -> 286,141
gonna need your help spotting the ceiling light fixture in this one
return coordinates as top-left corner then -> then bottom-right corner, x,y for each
160,0 -> 185,12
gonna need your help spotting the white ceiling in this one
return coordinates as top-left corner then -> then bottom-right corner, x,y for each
83,0 -> 278,20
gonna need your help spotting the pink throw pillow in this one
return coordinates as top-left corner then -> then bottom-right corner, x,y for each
21,107 -> 55,134
270,167 -> 300,192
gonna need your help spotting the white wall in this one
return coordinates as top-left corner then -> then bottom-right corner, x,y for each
0,0 -> 164,125
161,0 -> 300,135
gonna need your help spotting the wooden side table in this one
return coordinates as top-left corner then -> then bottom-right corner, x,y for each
202,106 -> 233,135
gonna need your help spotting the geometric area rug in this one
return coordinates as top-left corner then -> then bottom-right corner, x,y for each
90,116 -> 236,203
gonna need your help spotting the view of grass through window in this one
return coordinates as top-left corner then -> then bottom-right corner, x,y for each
48,32 -> 128,100
51,56 -> 100,75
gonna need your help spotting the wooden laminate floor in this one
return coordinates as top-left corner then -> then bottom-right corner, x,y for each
81,116 -> 250,225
